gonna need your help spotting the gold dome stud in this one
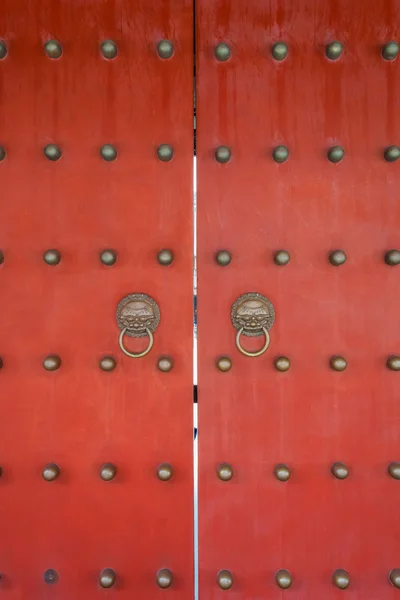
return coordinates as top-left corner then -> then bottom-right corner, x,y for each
99,568 -> 116,588
384,249 -> 400,266
274,250 -> 290,265
389,569 -> 400,588
157,463 -> 173,481
0,250 -> 4,264
331,462 -> 349,479
217,463 -> 233,481
215,250 -> 232,266
272,42 -> 288,61
329,249 -> 347,266
99,356 -> 116,372
157,356 -> 173,372
44,569 -> 59,584
101,40 -> 118,59
44,144 -> 62,161
157,40 -> 174,59
156,568 -> 173,589
274,356 -> 291,372
215,146 -> 231,163
332,569 -> 350,589
0,146 -> 6,161
382,41 -> 399,61
100,463 -> 117,481
275,569 -> 292,589
330,356 -> 347,371
388,462 -> 400,479
214,43 -> 231,61
216,356 -> 232,372
272,145 -> 289,163
387,356 -> 400,371
44,40 -> 62,59
157,249 -> 174,266
43,249 -> 61,266
274,463 -> 291,481
42,463 -> 60,481
100,249 -> 117,266
100,144 -> 117,162
43,355 -> 61,371
326,41 -> 343,60
327,146 -> 345,163
157,144 -> 174,162
217,570 -> 233,590
384,145 -> 400,162
0,41 -> 7,60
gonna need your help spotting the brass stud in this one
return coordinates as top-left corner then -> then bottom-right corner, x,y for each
272,42 -> 288,61
389,569 -> 400,588
382,41 -> 399,61
158,356 -> 173,372
100,249 -> 117,266
329,249 -> 347,266
216,356 -> 232,372
327,146 -> 345,163
274,250 -> 290,265
214,43 -> 231,62
217,570 -> 233,590
157,144 -> 174,162
330,356 -> 347,371
0,146 -> 6,161
43,249 -> 61,266
388,462 -> 400,479
385,249 -> 400,266
274,356 -> 291,372
384,145 -> 400,162
331,462 -> 349,479
44,569 -> 59,584
44,144 -> 62,161
42,463 -> 60,481
0,250 -> 4,264
217,463 -> 233,481
43,355 -> 61,371
156,568 -> 173,589
387,356 -> 400,371
100,463 -> 117,481
100,144 -> 117,162
99,356 -> 116,372
274,463 -> 291,481
157,249 -> 174,266
157,463 -> 173,481
326,41 -> 343,60
157,40 -> 174,59
332,569 -> 350,589
101,40 -> 118,59
215,250 -> 232,266
215,146 -> 231,164
45,40 -> 62,59
0,41 -> 7,60
99,568 -> 116,589
272,145 -> 289,163
275,569 -> 292,589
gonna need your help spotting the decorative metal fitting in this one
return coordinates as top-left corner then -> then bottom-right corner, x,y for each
389,569 -> 400,588
99,568 -> 116,588
330,356 -> 347,371
274,464 -> 291,481
332,569 -> 350,589
45,40 -> 62,59
44,144 -> 62,161
275,569 -> 292,589
44,569 -> 59,584
388,462 -> 400,479
274,250 -> 290,265
0,250 -> 4,265
385,249 -> 400,265
99,356 -> 116,371
157,249 -> 174,266
100,463 -> 117,481
217,463 -> 233,481
274,356 -> 290,371
325,41 -> 343,60
231,292 -> 275,357
116,293 -> 160,358
387,356 -> 400,371
158,356 -> 173,372
327,146 -> 345,163
329,249 -> 347,266
331,462 -> 349,479
157,463 -> 173,481
0,146 -> 6,161
43,249 -> 61,266
384,145 -> 400,162
157,40 -> 174,59
217,570 -> 233,590
100,249 -> 117,266
157,144 -> 174,162
216,356 -> 232,372
382,41 -> 399,61
214,43 -> 231,62
0,41 -> 7,60
42,463 -> 60,481
272,145 -> 289,163
271,42 -> 288,61
43,355 -> 61,371
215,250 -> 232,266
101,40 -> 118,59
100,144 -> 117,161
215,146 -> 231,163
156,568 -> 173,589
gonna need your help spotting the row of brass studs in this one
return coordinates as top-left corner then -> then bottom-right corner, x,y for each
216,355 -> 400,372
0,356 -> 174,372
215,249 -> 400,267
216,568 -> 400,590
216,462 -> 400,481
0,144 -> 175,162
0,39 -> 174,61
0,249 -> 174,266
214,40 -> 399,62
214,145 -> 400,163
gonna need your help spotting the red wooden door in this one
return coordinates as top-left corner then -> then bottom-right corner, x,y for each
0,2 -> 193,599
196,1 -> 400,598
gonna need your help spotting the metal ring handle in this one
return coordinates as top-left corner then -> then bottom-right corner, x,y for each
118,327 -> 154,358
235,326 -> 270,357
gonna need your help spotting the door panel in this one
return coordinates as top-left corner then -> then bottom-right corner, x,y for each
196,1 -> 400,598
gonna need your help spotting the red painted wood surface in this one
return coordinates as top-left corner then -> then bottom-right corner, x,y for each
0,1 -> 193,598
197,1 -> 400,598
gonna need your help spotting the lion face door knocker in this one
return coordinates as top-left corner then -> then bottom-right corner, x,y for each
116,293 -> 160,358
231,292 -> 275,357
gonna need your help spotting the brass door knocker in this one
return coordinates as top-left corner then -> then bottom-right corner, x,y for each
116,293 -> 160,358
231,292 -> 275,357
